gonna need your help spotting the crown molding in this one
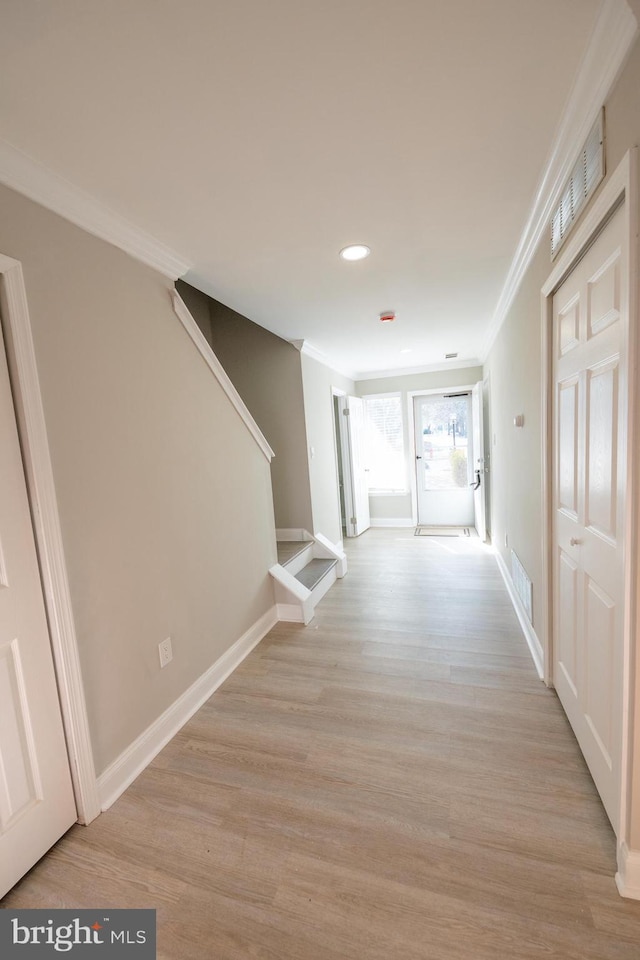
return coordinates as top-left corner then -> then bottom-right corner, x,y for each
355,357 -> 482,382
482,0 -> 638,361
0,138 -> 190,280
292,339 -> 358,381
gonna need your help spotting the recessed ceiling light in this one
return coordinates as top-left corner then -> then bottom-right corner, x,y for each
339,244 -> 370,261
400,348 -> 412,354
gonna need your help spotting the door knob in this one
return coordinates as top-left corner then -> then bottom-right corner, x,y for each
570,537 -> 583,546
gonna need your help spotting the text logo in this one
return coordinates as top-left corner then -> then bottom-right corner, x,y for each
0,910 -> 156,957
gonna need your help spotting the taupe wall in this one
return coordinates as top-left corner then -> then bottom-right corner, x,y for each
301,354 -> 354,544
356,366 -> 484,521
484,36 -> 640,845
0,185 -> 277,776
176,282 -> 314,533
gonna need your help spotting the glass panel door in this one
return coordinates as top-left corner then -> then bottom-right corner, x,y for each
414,393 -> 474,526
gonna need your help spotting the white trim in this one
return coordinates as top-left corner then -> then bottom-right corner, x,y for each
356,358 -> 481,382
276,603 -> 307,623
369,518 -> 415,528
312,532 -> 347,578
482,0 -> 638,360
292,339 -> 357,381
97,606 -> 277,811
171,291 -> 274,462
0,256 -> 100,824
616,842 -> 640,900
494,550 -> 544,680
269,564 -> 314,624
0,139 -> 190,281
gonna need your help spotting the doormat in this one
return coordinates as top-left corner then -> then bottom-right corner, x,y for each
414,526 -> 471,537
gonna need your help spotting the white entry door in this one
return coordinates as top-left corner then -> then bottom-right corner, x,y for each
414,393 -> 474,526
552,202 -> 626,831
339,396 -> 371,537
0,319 -> 76,897
471,382 -> 486,541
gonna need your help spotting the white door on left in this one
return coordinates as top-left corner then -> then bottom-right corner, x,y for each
0,319 -> 76,898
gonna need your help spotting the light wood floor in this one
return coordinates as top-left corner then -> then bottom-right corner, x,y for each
4,529 -> 640,958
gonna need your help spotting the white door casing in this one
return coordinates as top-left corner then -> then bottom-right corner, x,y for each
552,201 -> 626,833
0,257 -> 99,831
340,396 -> 370,538
346,397 -> 371,537
471,381 -> 486,541
0,311 -> 76,897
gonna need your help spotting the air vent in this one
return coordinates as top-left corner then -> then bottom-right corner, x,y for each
551,110 -> 604,258
444,352 -> 458,360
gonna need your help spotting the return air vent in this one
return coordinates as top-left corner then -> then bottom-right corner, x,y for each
511,550 -> 533,624
551,110 -> 604,259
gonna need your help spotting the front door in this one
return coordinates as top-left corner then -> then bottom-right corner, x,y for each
552,201 -> 626,831
0,315 -> 76,897
414,392 -> 474,526
471,382 -> 486,541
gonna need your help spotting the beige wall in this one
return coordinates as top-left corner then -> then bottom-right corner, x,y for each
484,35 -> 640,847
301,353 -> 354,544
177,283 -> 314,533
0,184 -> 277,775
176,280 -> 214,348
356,366 -> 484,521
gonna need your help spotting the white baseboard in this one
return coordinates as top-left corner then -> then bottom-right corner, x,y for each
97,605 -> 278,810
369,518 -> 415,528
616,842 -> 640,899
494,551 -> 544,679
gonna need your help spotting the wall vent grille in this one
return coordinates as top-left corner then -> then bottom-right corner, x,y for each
511,549 -> 533,624
551,110 -> 604,259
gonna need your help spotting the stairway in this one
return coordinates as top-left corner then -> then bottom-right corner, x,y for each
269,531 -> 347,624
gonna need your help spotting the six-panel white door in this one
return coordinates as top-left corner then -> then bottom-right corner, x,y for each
0,319 -> 76,897
552,202 -> 626,831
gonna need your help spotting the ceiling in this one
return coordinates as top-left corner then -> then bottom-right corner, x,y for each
0,0 -> 633,378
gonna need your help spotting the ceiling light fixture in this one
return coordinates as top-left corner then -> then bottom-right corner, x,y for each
339,244 -> 370,261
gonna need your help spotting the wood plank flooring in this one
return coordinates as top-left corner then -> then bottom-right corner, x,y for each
4,528 -> 640,958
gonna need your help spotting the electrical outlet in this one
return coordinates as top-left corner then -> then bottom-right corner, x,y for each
158,637 -> 173,669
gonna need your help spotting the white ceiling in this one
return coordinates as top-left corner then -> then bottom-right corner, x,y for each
0,0 -> 631,378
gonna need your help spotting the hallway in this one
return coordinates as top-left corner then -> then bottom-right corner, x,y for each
3,529 -> 640,958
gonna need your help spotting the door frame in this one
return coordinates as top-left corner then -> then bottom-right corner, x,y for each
408,384 -> 477,527
540,150 -> 638,883
331,386 -> 348,543
0,254 -> 100,824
